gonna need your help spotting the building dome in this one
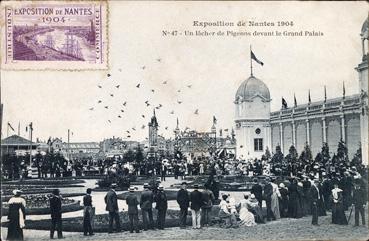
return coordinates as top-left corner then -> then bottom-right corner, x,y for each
235,75 -> 270,102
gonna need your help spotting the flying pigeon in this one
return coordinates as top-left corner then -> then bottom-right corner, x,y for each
107,74 -> 111,77
142,115 -> 145,118
162,81 -> 167,84
170,111 -> 174,114
120,110 -> 124,113
110,94 -> 114,97
177,100 -> 182,104
118,115 -> 122,118
126,130 -> 130,134
141,125 -> 146,129
104,106 -> 109,109
136,84 -> 140,88
123,102 -> 127,106
108,120 -> 111,123
115,85 -> 120,88
127,135 -> 131,138
157,58 -> 161,62
98,100 -> 102,103
194,109 -> 199,115
155,106 -> 160,110
118,68 -> 122,72
165,127 -> 168,130
98,85 -> 102,88
177,90 -> 181,93
89,107 -> 94,111
151,89 -> 155,93
132,127 -> 136,131
158,104 -> 162,108
187,85 -> 192,88
141,66 -> 146,70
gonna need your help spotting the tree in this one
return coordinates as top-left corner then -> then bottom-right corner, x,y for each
264,147 -> 272,160
299,142 -> 313,164
321,142 -> 330,165
337,139 -> 349,164
271,145 -> 284,175
124,149 -> 135,163
135,145 -> 144,164
351,146 -> 362,166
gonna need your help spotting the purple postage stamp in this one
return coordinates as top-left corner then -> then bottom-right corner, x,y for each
2,1 -> 108,70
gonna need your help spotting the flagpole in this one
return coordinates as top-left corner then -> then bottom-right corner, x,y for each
250,45 -> 253,76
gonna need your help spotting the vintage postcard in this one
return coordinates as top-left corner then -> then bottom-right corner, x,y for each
1,1 -> 368,241
1,1 -> 108,70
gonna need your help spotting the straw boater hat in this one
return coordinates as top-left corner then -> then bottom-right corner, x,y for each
143,183 -> 149,188
111,183 -> 117,188
158,184 -> 164,190
13,190 -> 22,195
129,187 -> 135,192
279,183 -> 285,188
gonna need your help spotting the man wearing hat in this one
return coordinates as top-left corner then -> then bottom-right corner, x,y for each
251,178 -> 263,208
50,189 -> 63,239
140,183 -> 154,230
190,184 -> 203,229
155,185 -> 168,229
83,188 -> 94,236
352,178 -> 366,226
310,179 -> 320,225
263,177 -> 275,221
126,187 -> 140,233
104,183 -> 121,233
177,181 -> 190,228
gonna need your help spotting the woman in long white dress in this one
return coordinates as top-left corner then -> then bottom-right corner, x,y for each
238,195 -> 256,227
271,180 -> 281,219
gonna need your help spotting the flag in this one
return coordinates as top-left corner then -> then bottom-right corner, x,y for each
343,81 -> 346,98
282,97 -> 288,109
18,122 -> 20,136
294,94 -> 297,107
324,86 -> 327,102
213,116 -> 217,125
8,122 -> 14,131
251,50 -> 264,66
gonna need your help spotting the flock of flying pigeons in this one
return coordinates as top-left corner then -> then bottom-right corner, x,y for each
88,58 -> 199,139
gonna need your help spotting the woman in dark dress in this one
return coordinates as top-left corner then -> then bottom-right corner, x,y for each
331,183 -> 348,225
288,179 -> 302,218
7,190 -> 26,240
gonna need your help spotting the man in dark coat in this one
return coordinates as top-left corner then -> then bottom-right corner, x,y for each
310,180 -> 320,225
104,183 -> 121,233
321,174 -> 333,211
190,184 -> 203,228
176,182 -> 190,228
83,188 -> 94,236
161,164 -> 167,182
140,183 -> 155,230
251,178 -> 263,208
155,185 -> 168,229
201,185 -> 215,226
352,178 -> 366,226
263,178 -> 275,221
50,189 -> 63,239
126,187 -> 140,233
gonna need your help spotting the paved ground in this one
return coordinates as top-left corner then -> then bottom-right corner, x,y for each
2,214 -> 368,240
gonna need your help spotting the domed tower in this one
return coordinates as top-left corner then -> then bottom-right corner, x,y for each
234,75 -> 271,160
148,109 -> 158,148
356,17 -> 368,165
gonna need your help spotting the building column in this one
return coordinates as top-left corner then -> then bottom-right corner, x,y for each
322,117 -> 327,143
279,122 -> 284,152
306,119 -> 310,146
340,114 -> 345,142
292,120 -> 296,147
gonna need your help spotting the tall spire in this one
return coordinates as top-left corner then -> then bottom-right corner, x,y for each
308,89 -> 311,104
250,45 -> 253,77
343,81 -> 346,99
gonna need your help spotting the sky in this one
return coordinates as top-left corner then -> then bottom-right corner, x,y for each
1,1 -> 368,143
